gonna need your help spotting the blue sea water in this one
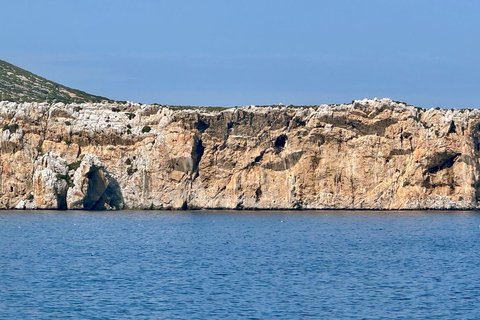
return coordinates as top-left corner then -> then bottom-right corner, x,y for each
0,210 -> 479,319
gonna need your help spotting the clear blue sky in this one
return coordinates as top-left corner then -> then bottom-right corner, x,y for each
2,0 -> 480,108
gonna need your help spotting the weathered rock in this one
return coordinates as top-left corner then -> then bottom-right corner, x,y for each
66,154 -> 124,210
15,192 -> 35,209
1,98 -> 480,210
31,152 -> 69,209
67,154 -> 101,209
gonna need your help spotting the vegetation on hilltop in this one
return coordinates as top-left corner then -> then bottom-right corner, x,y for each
0,59 -> 429,112
0,59 -> 110,103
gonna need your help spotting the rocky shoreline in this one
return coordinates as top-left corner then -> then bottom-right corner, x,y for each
1,98 -> 480,210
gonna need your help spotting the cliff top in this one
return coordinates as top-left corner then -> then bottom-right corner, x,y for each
2,98 -> 479,139
1,97 -> 477,116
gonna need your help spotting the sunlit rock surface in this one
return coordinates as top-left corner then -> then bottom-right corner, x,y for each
32,152 -> 69,209
1,98 -> 480,210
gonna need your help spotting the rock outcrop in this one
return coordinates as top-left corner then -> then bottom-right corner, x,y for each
66,154 -> 124,210
1,98 -> 480,210
32,152 -> 69,209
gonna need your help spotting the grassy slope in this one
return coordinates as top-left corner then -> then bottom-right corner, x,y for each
0,59 -> 110,103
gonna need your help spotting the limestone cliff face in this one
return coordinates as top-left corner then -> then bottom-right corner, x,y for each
1,98 -> 480,210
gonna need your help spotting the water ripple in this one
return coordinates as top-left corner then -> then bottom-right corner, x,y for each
0,210 -> 479,319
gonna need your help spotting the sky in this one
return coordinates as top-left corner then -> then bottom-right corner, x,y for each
1,0 -> 480,108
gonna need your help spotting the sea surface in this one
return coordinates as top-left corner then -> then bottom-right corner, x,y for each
0,210 -> 479,319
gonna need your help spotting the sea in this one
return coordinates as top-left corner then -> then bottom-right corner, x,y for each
0,210 -> 479,319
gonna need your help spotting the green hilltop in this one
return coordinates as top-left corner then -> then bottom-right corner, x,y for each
0,59 -> 110,103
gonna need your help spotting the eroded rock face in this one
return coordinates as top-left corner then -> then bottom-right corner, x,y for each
32,152 -> 69,209
2,98 -> 480,210
67,154 -> 124,210
67,154 -> 103,209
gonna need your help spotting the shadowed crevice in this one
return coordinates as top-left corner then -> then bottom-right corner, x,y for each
274,134 -> 287,150
83,167 -> 124,210
426,153 -> 460,174
56,192 -> 67,210
191,138 -> 204,173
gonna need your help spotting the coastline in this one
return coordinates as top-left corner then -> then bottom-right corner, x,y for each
2,98 -> 480,211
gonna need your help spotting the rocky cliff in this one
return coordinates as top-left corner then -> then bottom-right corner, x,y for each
1,98 -> 480,210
